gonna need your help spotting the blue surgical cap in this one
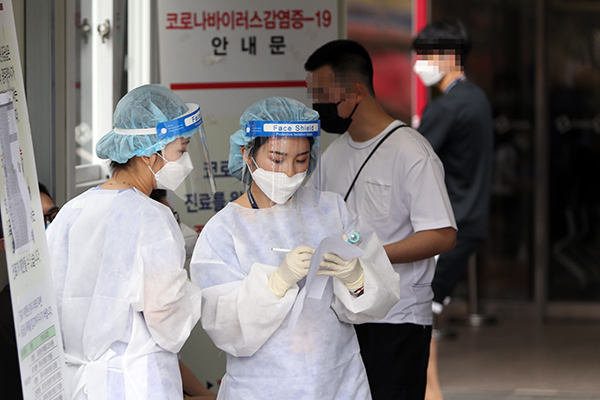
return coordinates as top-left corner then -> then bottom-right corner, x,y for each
228,97 -> 320,184
96,84 -> 197,163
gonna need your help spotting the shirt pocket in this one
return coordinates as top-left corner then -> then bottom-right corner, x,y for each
360,177 -> 392,220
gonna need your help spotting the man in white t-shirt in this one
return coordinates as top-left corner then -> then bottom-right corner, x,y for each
305,40 -> 457,400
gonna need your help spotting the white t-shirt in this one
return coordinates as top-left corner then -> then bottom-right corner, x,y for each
314,120 -> 456,325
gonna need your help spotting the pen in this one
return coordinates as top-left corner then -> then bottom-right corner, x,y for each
271,247 -> 292,252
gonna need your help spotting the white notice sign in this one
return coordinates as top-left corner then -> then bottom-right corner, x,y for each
0,92 -> 32,254
0,2 -> 69,399
157,0 -> 339,231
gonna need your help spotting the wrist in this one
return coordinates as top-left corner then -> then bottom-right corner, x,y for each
268,269 -> 291,299
345,270 -> 364,291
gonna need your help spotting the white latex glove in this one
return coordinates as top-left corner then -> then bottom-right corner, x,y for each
268,245 -> 315,298
318,253 -> 364,290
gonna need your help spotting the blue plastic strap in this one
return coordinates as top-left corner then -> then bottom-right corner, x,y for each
156,103 -> 202,140
245,120 -> 321,138
114,103 -> 202,139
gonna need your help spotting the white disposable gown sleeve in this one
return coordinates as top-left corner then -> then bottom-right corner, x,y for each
328,196 -> 401,324
138,220 -> 202,353
191,231 -> 298,357
180,222 -> 199,260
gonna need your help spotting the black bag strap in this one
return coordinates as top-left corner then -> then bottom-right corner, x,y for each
344,124 -> 407,202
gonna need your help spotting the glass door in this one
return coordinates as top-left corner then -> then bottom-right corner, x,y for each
66,0 -> 127,199
547,0 -> 600,305
430,0 -> 537,307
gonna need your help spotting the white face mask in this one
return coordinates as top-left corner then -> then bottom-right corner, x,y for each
249,159 -> 306,204
149,152 -> 194,191
413,59 -> 446,87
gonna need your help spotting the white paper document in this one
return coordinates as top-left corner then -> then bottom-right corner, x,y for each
288,236 -> 365,331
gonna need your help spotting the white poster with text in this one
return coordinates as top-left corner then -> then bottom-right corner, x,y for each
157,0 -> 339,231
0,2 -> 69,399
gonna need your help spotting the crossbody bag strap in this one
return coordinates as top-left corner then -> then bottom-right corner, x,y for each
344,124 -> 407,202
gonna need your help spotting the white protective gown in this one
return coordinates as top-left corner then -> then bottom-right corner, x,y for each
190,187 -> 400,400
47,187 -> 201,400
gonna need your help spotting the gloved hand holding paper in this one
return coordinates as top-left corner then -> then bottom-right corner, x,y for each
318,253 -> 364,291
288,237 -> 365,331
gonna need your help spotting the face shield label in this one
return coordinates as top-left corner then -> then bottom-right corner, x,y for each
245,120 -> 321,137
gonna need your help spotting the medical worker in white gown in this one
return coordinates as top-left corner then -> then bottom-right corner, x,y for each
47,85 -> 203,400
190,97 -> 401,399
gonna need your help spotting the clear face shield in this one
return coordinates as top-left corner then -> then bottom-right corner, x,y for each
241,120 -> 321,207
112,102 -> 216,199
151,103 -> 217,200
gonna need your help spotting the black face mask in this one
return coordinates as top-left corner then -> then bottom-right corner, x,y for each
313,101 -> 359,134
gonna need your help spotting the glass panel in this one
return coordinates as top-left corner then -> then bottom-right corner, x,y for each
347,0 -> 413,122
547,1 -> 600,302
70,0 -> 127,178
348,0 -> 538,303
429,0 -> 537,302
74,0 -> 95,166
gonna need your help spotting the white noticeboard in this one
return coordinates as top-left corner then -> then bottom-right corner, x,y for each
0,2 -> 69,399
157,0 -> 339,230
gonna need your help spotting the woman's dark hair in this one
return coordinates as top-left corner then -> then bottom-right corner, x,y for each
38,183 -> 53,202
245,137 -> 270,160
109,159 -> 134,174
149,189 -> 167,202
109,147 -> 165,174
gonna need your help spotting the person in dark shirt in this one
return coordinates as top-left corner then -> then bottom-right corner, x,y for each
413,19 -> 494,400
0,283 -> 22,400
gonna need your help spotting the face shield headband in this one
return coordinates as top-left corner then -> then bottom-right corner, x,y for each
113,103 -> 203,140
245,120 -> 321,139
